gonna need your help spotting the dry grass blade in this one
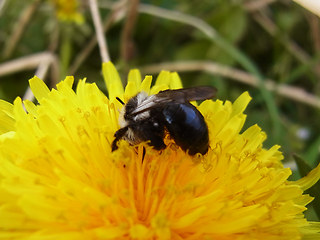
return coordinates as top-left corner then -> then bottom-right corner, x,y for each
120,0 -> 139,62
293,0 -> 320,18
88,0 -> 111,62
140,61 -> 320,109
245,0 -> 276,11
0,52 -> 58,78
69,1 -> 127,75
0,52 -> 59,101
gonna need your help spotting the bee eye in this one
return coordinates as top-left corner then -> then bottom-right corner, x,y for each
153,122 -> 159,127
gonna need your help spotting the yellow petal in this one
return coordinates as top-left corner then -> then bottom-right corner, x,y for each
155,70 -> 171,86
140,75 -> 152,94
23,100 -> 38,117
169,72 -> 183,89
293,162 -> 320,191
127,69 -> 142,90
102,62 -> 124,101
29,76 -> 50,103
129,224 -> 152,239
92,226 -> 126,239
0,112 -> 15,134
124,81 -> 138,102
0,99 -> 14,118
231,91 -> 252,117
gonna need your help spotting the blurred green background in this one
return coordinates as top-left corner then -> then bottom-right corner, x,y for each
1,0 -> 320,220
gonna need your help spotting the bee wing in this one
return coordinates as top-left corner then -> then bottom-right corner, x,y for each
155,86 -> 217,103
131,86 -> 216,116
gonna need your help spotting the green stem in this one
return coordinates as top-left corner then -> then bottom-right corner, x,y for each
59,25 -> 72,79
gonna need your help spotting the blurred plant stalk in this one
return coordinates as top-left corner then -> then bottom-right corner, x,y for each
294,0 -> 320,18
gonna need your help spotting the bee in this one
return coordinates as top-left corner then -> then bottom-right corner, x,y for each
111,86 -> 216,155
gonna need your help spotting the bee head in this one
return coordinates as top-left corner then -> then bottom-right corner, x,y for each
124,92 -> 149,120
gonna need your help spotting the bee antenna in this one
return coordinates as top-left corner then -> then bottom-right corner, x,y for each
116,97 -> 125,105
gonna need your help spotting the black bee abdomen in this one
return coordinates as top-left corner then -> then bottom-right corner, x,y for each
162,103 -> 209,155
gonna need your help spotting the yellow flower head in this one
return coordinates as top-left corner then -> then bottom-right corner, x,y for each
50,0 -> 84,23
1,62 -> 320,239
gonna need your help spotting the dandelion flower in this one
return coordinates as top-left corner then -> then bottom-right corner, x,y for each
50,0 -> 83,23
0,62 -> 320,239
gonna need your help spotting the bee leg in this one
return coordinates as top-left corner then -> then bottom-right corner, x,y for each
111,126 -> 128,151
148,134 -> 166,150
137,124 -> 166,151
141,146 -> 146,163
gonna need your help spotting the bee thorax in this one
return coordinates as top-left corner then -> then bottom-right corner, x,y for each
133,111 -> 150,121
